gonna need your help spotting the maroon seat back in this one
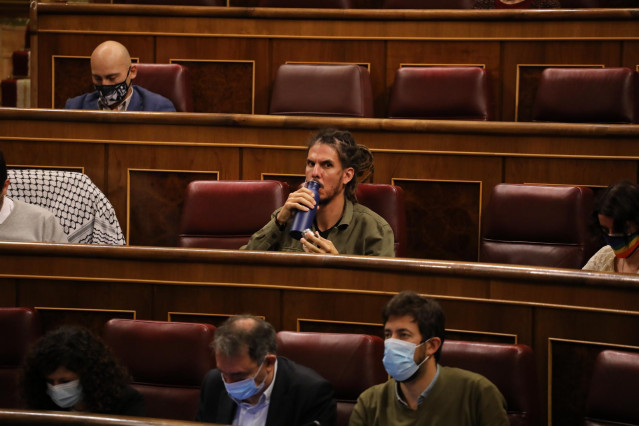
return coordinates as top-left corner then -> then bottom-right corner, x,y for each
178,180 -> 289,249
480,184 -> 598,269
0,308 -> 41,409
259,0 -> 354,7
276,331 -> 387,426
102,319 -> 216,421
388,66 -> 493,120
114,0 -> 225,5
133,63 -> 193,112
355,183 -> 407,257
269,64 -> 374,118
440,340 -> 540,426
532,67 -> 639,124
383,0 -> 474,8
585,350 -> 639,426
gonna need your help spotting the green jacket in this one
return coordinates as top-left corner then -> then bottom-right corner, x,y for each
241,200 -> 395,257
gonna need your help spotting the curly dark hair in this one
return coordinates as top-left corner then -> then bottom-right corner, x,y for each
306,128 -> 374,203
20,326 -> 131,413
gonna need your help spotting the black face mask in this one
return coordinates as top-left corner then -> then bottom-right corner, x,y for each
95,67 -> 131,107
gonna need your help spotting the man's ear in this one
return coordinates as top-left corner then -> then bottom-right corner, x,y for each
129,64 -> 137,80
264,354 -> 277,368
425,337 -> 442,357
342,167 -> 355,185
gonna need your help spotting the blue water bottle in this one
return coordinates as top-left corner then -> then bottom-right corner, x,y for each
290,180 -> 320,240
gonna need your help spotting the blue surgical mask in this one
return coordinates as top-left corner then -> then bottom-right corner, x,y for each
383,338 -> 430,382
46,379 -> 83,408
222,361 -> 266,401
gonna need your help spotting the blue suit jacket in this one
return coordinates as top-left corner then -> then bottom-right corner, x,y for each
64,85 -> 176,112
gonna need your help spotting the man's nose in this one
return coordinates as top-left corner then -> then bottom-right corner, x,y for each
312,164 -> 321,176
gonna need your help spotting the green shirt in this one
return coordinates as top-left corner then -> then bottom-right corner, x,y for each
349,366 -> 509,426
240,200 -> 395,257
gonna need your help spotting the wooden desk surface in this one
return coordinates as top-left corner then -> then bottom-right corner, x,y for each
0,409 -> 219,425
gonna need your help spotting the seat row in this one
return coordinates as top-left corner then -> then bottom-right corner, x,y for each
178,180 -> 602,268
268,64 -> 639,123
4,166 -> 601,268
1,307 -> 637,426
97,62 -> 639,124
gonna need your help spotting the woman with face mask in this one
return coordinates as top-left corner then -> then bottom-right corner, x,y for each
583,180 -> 639,273
20,326 -> 145,416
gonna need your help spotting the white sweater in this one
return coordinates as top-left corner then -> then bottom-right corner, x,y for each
0,198 -> 68,243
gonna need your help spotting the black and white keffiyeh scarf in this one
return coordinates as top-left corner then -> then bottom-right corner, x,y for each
7,169 -> 126,245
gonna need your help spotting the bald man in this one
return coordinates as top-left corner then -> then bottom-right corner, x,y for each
64,41 -> 176,112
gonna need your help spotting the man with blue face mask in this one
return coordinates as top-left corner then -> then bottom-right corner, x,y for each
195,315 -> 337,426
64,40 -> 176,112
349,291 -> 508,426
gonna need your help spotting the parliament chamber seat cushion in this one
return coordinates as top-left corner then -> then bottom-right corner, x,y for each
6,169 -> 125,245
102,319 -> 216,421
0,308 -> 41,409
178,180 -> 289,249
114,0 -> 225,5
269,64 -> 374,118
440,340 -> 540,426
532,67 -> 639,124
480,183 -> 599,269
387,66 -> 493,120
276,331 -> 387,426
584,350 -> 639,426
133,63 -> 194,112
383,0 -> 475,8
259,0 -> 355,7
355,183 -> 407,257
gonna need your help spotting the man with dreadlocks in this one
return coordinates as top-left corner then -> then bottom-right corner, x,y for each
242,128 -> 394,256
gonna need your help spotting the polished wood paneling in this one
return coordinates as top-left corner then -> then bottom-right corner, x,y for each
504,157 -> 638,187
0,139 -> 106,189
537,308 -> 639,426
128,170 -> 219,246
393,179 -> 481,261
35,307 -> 135,336
0,278 -> 17,307
157,36 -> 269,113
174,60 -> 254,114
154,285 -> 282,327
0,409 -> 220,426
108,144 -> 238,238
53,57 -> 93,109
